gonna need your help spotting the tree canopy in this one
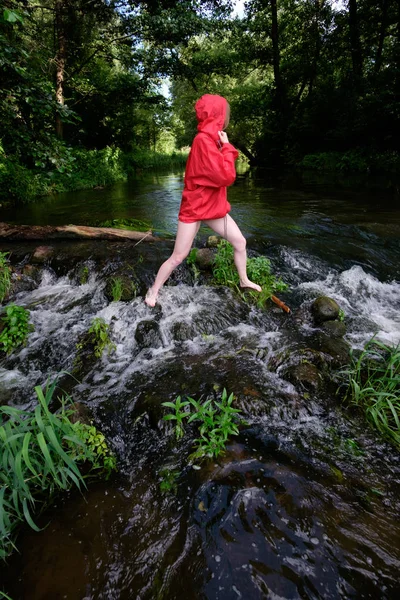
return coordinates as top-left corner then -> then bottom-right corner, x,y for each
1,0 -> 399,193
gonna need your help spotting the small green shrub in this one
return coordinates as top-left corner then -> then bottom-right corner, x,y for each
0,252 -> 12,303
0,379 -> 117,558
341,338 -> 400,446
159,468 -> 180,494
69,422 -> 117,478
87,317 -> 116,358
212,240 -> 288,307
0,304 -> 34,354
162,389 -> 242,461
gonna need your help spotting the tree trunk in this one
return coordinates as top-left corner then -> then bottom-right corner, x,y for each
375,0 -> 389,73
348,0 -> 363,86
0,223 -> 158,242
55,0 -> 67,138
270,0 -> 284,110
308,0 -> 323,96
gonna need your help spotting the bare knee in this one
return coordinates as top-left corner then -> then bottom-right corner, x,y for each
169,251 -> 188,268
232,235 -> 246,253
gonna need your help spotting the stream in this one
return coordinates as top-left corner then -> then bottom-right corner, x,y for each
0,169 -> 400,599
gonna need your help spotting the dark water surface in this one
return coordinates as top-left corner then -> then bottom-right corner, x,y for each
0,170 -> 400,599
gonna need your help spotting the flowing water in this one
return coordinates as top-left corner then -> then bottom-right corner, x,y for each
0,170 -> 400,599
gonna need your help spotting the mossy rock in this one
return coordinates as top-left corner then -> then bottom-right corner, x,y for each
104,273 -> 137,302
195,248 -> 215,271
312,296 -> 340,324
286,362 -> 322,391
321,320 -> 347,338
315,334 -> 351,367
206,235 -> 220,248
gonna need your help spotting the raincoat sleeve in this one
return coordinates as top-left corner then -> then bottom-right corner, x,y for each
190,134 -> 239,188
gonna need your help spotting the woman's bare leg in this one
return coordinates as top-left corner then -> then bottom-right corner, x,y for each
204,214 -> 261,292
145,220 -> 200,307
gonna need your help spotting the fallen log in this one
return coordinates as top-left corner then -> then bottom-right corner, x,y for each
0,222 -> 158,242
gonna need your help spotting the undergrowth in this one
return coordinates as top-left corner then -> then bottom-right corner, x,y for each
341,338 -> 400,446
213,240 -> 288,307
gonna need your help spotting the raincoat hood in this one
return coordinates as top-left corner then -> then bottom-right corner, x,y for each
195,94 -> 227,139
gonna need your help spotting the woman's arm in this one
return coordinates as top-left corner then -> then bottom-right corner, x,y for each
190,133 -> 239,188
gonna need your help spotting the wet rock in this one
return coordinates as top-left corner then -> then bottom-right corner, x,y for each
171,321 -> 193,342
286,362 -> 322,391
206,235 -> 220,248
321,320 -> 346,338
32,245 -> 54,263
312,296 -> 340,324
135,320 -> 162,348
314,334 -> 351,367
195,248 -> 215,271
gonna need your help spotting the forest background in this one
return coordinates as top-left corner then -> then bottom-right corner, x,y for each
1,0 -> 399,205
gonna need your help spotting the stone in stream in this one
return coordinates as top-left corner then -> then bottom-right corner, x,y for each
321,320 -> 347,338
135,319 -> 162,348
206,235 -> 220,248
312,296 -> 340,324
195,248 -> 215,271
285,362 -> 322,391
32,245 -> 54,263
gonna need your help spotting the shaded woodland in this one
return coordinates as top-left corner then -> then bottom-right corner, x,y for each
1,1 -> 399,202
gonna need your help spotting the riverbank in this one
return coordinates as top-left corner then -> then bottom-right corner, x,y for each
299,149 -> 400,173
0,145 -> 188,206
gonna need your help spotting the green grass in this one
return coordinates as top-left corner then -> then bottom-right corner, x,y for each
0,379 -> 117,558
0,253 -> 12,303
342,338 -> 400,446
212,240 -> 288,307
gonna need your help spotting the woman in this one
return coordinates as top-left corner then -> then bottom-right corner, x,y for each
145,94 -> 261,307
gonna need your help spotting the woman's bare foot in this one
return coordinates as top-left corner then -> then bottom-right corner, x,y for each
240,279 -> 262,293
145,287 -> 158,307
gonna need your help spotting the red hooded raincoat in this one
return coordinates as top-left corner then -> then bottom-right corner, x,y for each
178,94 -> 239,223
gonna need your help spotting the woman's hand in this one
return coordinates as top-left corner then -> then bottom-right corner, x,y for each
218,130 -> 229,144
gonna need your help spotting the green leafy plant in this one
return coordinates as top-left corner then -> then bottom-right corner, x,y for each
159,468 -> 180,494
341,338 -> 400,446
212,241 -> 288,307
0,252 -> 12,303
338,308 -> 345,322
0,304 -> 34,354
161,396 -> 190,440
0,379 -> 117,558
87,317 -> 116,358
69,422 -> 117,478
162,389 -> 242,460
